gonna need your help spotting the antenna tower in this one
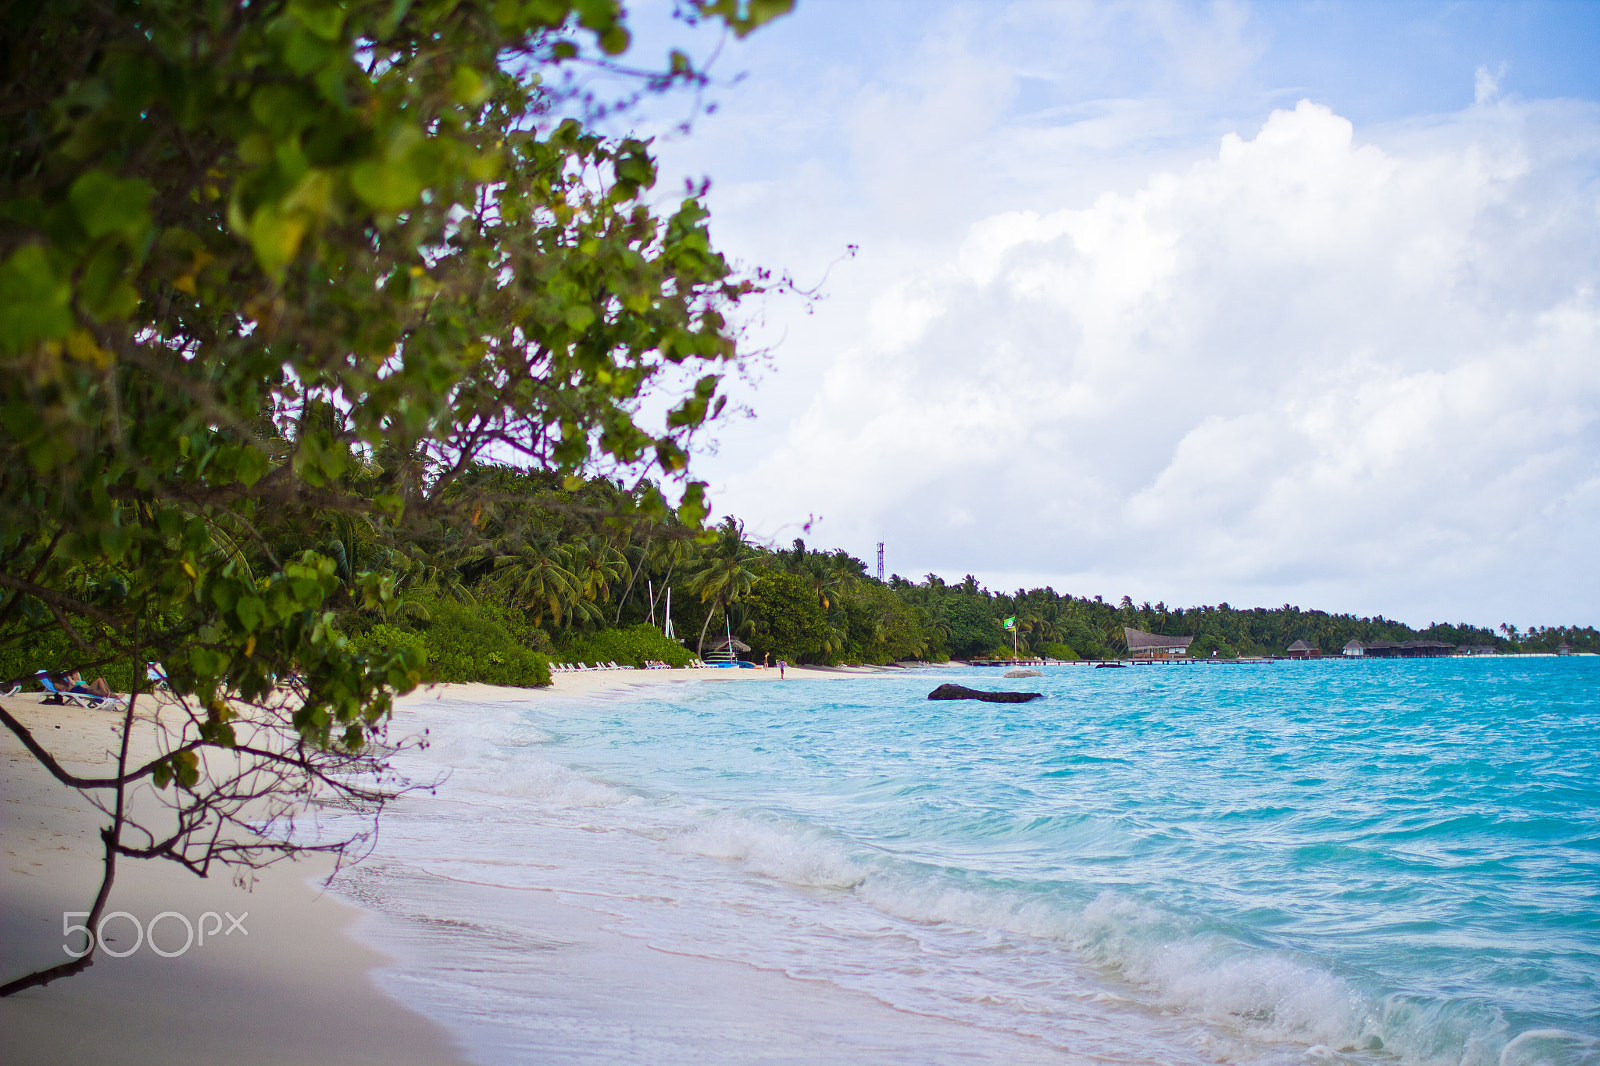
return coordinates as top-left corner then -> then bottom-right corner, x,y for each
876,541 -> 885,582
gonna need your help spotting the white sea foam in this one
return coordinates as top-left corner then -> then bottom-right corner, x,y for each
660,810 -> 1540,1066
344,671 -> 1600,1066
669,812 -> 868,889
479,759 -> 633,807
1497,1030 -> 1600,1066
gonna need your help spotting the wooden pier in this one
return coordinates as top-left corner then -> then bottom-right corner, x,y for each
966,657 -> 1276,667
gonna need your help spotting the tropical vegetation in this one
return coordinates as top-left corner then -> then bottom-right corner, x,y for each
0,0 -> 791,995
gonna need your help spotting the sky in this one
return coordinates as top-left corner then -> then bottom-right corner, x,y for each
605,0 -> 1600,630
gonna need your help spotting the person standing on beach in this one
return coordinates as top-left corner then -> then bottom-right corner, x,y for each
779,659 -> 786,680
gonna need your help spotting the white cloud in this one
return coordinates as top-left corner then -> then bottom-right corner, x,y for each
1474,64 -> 1505,106
714,95 -> 1600,624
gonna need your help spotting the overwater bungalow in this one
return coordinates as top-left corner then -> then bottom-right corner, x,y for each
1361,639 -> 1454,659
1124,627 -> 1194,659
1286,639 -> 1318,660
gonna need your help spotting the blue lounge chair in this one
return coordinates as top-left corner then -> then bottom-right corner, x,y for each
38,672 -> 126,710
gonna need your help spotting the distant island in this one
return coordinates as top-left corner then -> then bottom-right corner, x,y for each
217,473 -> 1596,672
5,471 -> 1587,688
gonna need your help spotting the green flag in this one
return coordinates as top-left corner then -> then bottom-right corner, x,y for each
1003,616 -> 1016,630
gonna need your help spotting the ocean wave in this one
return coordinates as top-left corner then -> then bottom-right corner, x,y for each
477,758 -> 634,807
365,668 -> 1600,1066
660,805 -> 1560,1066
668,811 -> 869,890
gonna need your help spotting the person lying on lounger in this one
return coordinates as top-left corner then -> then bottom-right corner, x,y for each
65,671 -> 116,699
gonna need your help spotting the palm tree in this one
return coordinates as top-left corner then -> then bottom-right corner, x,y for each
685,518 -> 761,659
490,533 -> 580,628
779,543 -> 858,658
1017,609 -> 1052,653
612,530 -> 654,625
641,531 -> 697,629
570,533 -> 628,608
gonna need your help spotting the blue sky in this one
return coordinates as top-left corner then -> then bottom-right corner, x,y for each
605,1 -> 1600,629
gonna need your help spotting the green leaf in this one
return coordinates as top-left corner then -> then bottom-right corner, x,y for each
172,750 -> 200,789
287,0 -> 347,40
572,0 -> 620,31
248,204 -> 309,277
449,66 -> 490,106
0,245 -> 72,351
236,596 -> 266,632
350,157 -> 426,211
78,242 -> 140,320
677,479 -> 709,527
234,445 -> 270,486
69,171 -> 154,241
698,0 -> 794,38
250,85 -> 304,136
377,0 -> 416,36
282,24 -> 341,75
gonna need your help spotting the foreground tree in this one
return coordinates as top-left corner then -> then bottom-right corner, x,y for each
0,0 -> 790,994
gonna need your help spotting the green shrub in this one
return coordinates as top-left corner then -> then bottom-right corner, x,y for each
396,598 -> 550,688
742,573 -> 830,663
941,595 -> 1000,659
0,625 -> 141,694
1039,642 -> 1079,661
1189,634 -> 1238,659
353,623 -> 429,667
558,624 -> 692,668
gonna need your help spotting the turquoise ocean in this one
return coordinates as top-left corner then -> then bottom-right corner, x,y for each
330,658 -> 1600,1065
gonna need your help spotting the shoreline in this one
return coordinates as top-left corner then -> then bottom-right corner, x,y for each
0,665 -> 895,1065
0,692 -> 471,1066
7,660 -> 1588,1063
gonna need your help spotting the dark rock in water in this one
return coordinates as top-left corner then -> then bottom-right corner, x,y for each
927,684 -> 1042,703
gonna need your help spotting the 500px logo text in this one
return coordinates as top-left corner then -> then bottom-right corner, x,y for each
63,910 -> 248,958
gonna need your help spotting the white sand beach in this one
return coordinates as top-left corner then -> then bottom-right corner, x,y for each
0,665 -> 924,1066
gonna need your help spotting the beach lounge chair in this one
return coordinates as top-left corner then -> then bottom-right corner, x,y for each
38,672 -> 126,710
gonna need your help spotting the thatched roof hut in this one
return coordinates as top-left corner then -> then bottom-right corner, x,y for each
1123,627 -> 1193,657
1362,639 -> 1454,659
